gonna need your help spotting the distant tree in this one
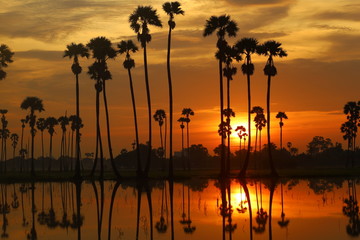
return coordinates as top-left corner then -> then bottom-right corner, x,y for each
235,126 -> 246,152
307,136 -> 333,155
163,1 -> 184,179
276,112 -> 288,150
129,5 -> 162,177
182,108 -> 194,170
20,97 -> 45,176
19,119 -> 26,172
257,40 -> 287,176
341,101 -> 360,152
203,14 -> 238,177
10,133 -> 19,159
36,117 -> 46,170
251,106 -> 265,152
58,115 -> 69,171
187,144 -> 209,168
0,109 -> 9,172
69,115 -> 83,171
153,109 -> 166,159
178,117 -> 188,170
0,44 -> 14,80
64,42 -> 89,179
45,117 -> 58,171
287,142 -> 298,156
118,39 -> 142,176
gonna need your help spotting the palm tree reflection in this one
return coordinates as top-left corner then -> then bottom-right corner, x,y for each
180,183 -> 196,234
155,181 -> 168,233
278,182 -> 290,228
253,180 -> 268,234
343,179 -> 360,236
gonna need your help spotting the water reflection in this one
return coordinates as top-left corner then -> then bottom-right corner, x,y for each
0,178 -> 358,239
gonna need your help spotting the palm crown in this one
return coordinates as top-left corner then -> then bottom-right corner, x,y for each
118,40 -> 138,70
64,43 -> 89,75
154,109 -> 166,127
129,6 -> 162,48
163,1 -> 184,29
235,37 -> 259,76
257,40 -> 287,76
45,117 -> 58,136
0,44 -> 14,80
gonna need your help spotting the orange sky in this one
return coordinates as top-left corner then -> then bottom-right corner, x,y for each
0,0 -> 359,157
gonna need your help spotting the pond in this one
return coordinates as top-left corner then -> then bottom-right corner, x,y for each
0,178 -> 357,239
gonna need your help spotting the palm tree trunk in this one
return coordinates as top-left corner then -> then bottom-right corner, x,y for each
166,26 -> 174,179
239,69 -> 251,177
267,75 -> 277,176
219,59 -> 225,177
70,130 -> 74,171
91,85 -> 101,178
280,124 -> 283,150
226,76 -> 231,176
159,124 -> 163,151
143,43 -> 152,177
41,131 -> 44,171
31,126 -> 35,177
20,126 -> 24,172
102,79 -> 121,179
186,121 -> 190,170
49,134 -> 53,171
128,68 -> 142,176
181,127 -> 185,170
108,181 -> 120,240
74,73 -> 81,179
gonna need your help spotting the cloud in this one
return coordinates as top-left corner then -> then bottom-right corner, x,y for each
225,0 -> 292,6
16,50 -> 63,61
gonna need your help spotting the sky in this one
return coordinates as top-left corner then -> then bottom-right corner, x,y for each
0,0 -> 359,158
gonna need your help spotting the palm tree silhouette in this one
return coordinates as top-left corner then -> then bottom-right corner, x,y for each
118,39 -> 142,176
36,117 -> 46,171
278,183 -> 290,228
203,15 -> 238,177
0,109 -> 9,173
68,115 -> 83,171
236,38 -> 259,177
342,101 -> 360,152
181,108 -> 194,170
178,117 -> 187,170
64,43 -> 89,179
20,97 -> 44,177
45,117 -> 58,171
87,36 -> 120,179
19,119 -> 26,172
108,181 -> 121,239
257,40 -> 287,176
251,106 -> 264,156
129,5 -> 162,177
10,133 -> 18,159
276,112 -> 288,150
0,44 -> 14,80
155,181 -> 168,233
222,108 -> 235,175
153,109 -> 166,159
58,114 -> 69,171
235,125 -> 246,151
163,1 -> 184,179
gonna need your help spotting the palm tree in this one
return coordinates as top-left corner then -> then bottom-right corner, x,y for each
19,119 -> 26,172
87,36 -> 120,179
118,40 -> 142,176
251,106 -> 264,152
10,133 -> 18,159
236,37 -> 259,177
129,6 -> 162,177
58,115 -> 69,171
36,117 -> 46,171
64,43 -> 89,179
203,15 -> 238,177
153,109 -> 166,158
20,97 -> 45,177
235,126 -> 246,152
343,101 -> 360,151
276,112 -> 288,150
45,117 -> 58,171
256,113 -> 266,153
182,108 -> 194,170
178,117 -> 187,170
222,108 -> 235,174
0,109 -> 8,172
163,1 -> 184,179
257,40 -> 287,176
0,44 -> 14,80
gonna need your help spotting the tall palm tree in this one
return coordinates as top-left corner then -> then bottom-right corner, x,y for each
0,109 -> 8,172
178,117 -> 187,170
20,97 -> 45,177
0,44 -> 14,80
343,101 -> 360,151
68,115 -> 83,171
222,108 -> 235,174
276,111 -> 288,150
118,39 -> 142,176
64,43 -> 89,179
236,37 -> 259,177
129,6 -> 162,177
257,40 -> 287,176
203,15 -> 238,177
45,117 -> 58,171
58,115 -> 69,171
10,133 -> 18,159
36,117 -> 46,171
163,1 -> 184,179
181,108 -> 194,170
153,109 -> 166,158
87,36 -> 120,179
